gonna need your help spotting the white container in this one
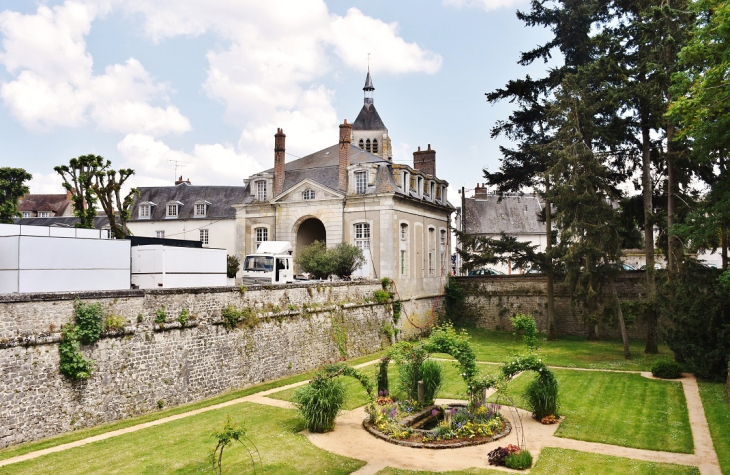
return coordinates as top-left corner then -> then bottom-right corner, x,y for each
131,245 -> 227,289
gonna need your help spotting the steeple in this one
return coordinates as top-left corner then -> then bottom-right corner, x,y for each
363,68 -> 374,105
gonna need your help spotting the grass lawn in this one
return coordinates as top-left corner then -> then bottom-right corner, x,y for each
0,402 -> 364,475
698,382 -> 730,475
375,448 -> 700,474
455,327 -> 674,371
490,369 -> 693,453
0,350 -> 385,463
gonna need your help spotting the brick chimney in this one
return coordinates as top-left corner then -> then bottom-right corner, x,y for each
274,128 -> 286,196
413,144 -> 436,176
474,183 -> 489,198
339,119 -> 352,192
175,176 -> 191,185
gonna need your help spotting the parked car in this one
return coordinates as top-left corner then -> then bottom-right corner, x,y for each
639,263 -> 662,270
467,268 -> 504,276
621,263 -> 637,271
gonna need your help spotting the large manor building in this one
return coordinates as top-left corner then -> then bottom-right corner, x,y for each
128,72 -> 455,297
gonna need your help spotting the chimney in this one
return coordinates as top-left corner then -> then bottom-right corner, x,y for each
66,189 -> 72,201
175,176 -> 192,185
339,119 -> 352,191
274,128 -> 286,196
474,183 -> 489,198
413,144 -> 436,176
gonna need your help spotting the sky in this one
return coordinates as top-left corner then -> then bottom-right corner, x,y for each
0,0 -> 556,198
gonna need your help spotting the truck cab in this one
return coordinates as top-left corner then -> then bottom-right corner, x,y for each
240,241 -> 294,285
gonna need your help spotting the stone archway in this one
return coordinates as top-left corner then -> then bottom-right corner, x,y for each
295,217 -> 327,273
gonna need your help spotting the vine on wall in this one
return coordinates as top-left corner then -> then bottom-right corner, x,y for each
59,300 -> 104,380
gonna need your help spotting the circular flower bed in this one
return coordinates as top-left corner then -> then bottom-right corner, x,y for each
364,398 -> 511,449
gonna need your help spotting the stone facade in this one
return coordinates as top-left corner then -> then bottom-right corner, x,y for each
0,281 -> 426,448
453,273 -> 650,338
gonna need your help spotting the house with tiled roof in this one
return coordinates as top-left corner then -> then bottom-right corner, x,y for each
18,192 -> 73,218
236,72 -> 455,296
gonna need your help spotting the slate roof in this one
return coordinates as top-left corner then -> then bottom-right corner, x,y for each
463,194 -> 545,235
259,143 -> 393,195
129,184 -> 247,221
18,194 -> 71,216
13,216 -> 110,229
352,104 -> 387,131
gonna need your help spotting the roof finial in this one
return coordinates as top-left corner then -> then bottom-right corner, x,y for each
363,55 -> 374,105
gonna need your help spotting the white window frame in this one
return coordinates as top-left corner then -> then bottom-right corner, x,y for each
355,171 -> 367,194
156,230 -> 165,239
22,212 -> 31,218
400,223 -> 408,241
200,229 -> 209,245
166,204 -> 179,218
195,203 -> 207,218
303,189 -> 315,200
428,227 -> 435,276
256,180 -> 267,201
255,227 -> 268,250
38,211 -> 50,218
139,204 -> 150,219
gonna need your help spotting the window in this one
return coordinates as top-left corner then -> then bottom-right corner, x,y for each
366,139 -> 371,153
303,189 -> 315,200
355,223 -> 370,253
166,204 -> 178,218
256,180 -> 267,201
355,171 -> 367,194
195,203 -> 206,217
200,229 -> 209,245
255,227 -> 268,250
440,230 -> 447,246
401,250 -> 407,276
373,139 -> 378,154
22,212 -> 31,218
359,139 -> 364,149
38,211 -> 50,218
428,228 -> 435,275
156,230 -> 165,239
431,182 -> 436,199
139,204 -> 150,219
400,223 -> 408,241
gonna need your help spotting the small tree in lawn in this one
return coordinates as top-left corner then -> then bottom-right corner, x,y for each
0,167 -> 32,224
54,155 -> 101,228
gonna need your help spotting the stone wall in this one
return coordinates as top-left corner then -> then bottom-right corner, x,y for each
453,273 -> 649,338
0,281 -> 413,449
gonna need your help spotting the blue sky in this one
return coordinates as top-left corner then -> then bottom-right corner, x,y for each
0,0 -> 554,197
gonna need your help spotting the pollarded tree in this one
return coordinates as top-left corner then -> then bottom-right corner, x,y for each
0,167 -> 32,224
91,162 -> 138,239
54,155 -> 102,229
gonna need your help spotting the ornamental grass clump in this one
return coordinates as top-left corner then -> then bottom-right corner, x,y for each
293,374 -> 346,433
524,370 -> 560,420
505,449 -> 533,470
420,359 -> 443,405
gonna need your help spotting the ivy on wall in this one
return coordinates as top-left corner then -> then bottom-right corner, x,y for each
59,300 -> 104,380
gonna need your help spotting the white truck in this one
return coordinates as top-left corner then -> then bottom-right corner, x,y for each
240,241 -> 294,285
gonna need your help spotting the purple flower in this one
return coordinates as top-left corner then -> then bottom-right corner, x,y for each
450,408 -> 457,415
381,408 -> 387,415
432,409 -> 439,417
378,390 -> 384,397
389,408 -> 397,418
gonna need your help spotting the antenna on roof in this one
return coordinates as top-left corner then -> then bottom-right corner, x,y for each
168,159 -> 189,181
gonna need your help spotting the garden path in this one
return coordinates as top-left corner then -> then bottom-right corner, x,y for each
0,362 -> 721,475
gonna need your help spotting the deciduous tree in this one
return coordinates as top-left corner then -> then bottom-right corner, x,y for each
0,167 -> 32,224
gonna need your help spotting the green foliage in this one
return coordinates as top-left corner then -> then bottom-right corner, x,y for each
74,300 -> 104,345
157,400 -> 164,409
154,307 -> 167,325
420,359 -> 443,405
651,359 -> 683,379
376,357 -> 390,394
221,305 -> 257,330
209,415 -> 260,475
54,155 -> 99,229
58,324 -> 94,380
104,314 -> 125,332
0,167 -> 32,224
381,277 -> 392,290
295,241 -> 366,278
505,450 -> 533,470
511,313 -> 539,351
177,309 -> 189,327
226,255 -> 241,279
373,289 -> 392,303
293,376 -> 346,433
524,371 -> 560,420
442,276 -> 466,320
658,261 -> 730,379
422,323 -> 479,390
88,156 -> 137,239
392,342 -> 429,400
392,301 -> 402,324
329,242 -> 366,277
330,319 -> 348,359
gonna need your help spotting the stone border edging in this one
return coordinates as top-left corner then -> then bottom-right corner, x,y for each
361,418 -> 512,449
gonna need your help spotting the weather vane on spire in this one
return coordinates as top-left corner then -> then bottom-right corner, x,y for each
367,52 -> 371,71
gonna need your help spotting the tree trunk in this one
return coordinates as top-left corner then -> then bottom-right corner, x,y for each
666,125 -> 680,272
545,184 -> 556,340
722,225 -> 728,271
612,280 -> 631,359
642,121 -> 659,354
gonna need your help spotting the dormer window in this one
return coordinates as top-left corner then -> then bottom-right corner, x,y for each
256,180 -> 267,201
22,212 -> 31,218
166,201 -> 183,218
194,200 -> 211,218
355,171 -> 367,194
139,204 -> 150,219
38,211 -> 50,218
303,189 -> 315,200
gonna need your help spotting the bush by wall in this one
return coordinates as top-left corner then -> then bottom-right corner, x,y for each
651,359 -> 683,379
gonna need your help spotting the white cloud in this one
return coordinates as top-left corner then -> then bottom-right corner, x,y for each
442,0 -> 526,11
117,133 -> 264,187
26,171 -> 66,195
0,2 -> 190,134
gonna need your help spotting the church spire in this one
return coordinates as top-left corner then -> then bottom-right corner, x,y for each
363,68 -> 374,105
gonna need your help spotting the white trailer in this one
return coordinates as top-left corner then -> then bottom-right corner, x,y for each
240,241 -> 294,285
131,245 -> 227,289
0,223 -> 130,293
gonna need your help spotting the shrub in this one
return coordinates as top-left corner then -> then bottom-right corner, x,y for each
505,450 -> 533,470
651,358 -> 683,379
74,301 -> 104,344
226,255 -> 241,279
104,314 -> 125,332
221,305 -> 257,330
155,307 -> 167,325
420,359 -> 442,404
295,241 -> 334,279
524,371 -> 559,420
178,308 -> 189,327
330,242 -> 365,278
373,289 -> 392,303
488,444 -> 521,466
511,313 -> 539,351
59,324 -> 94,380
293,377 -> 345,433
